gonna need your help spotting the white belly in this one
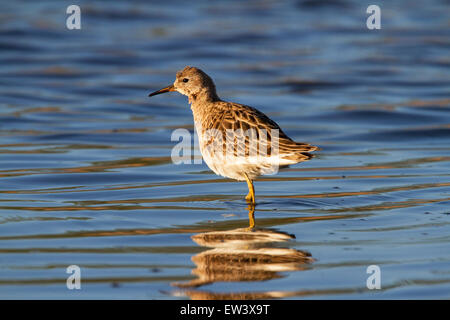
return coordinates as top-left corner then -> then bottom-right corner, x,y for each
194,121 -> 296,181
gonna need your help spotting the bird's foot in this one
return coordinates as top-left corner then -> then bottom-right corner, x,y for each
245,193 -> 255,205
246,203 -> 256,231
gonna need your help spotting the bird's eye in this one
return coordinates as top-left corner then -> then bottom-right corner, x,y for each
182,78 -> 189,83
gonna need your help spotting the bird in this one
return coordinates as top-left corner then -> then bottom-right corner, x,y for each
149,66 -> 318,205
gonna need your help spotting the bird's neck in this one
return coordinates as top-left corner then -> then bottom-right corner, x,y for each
188,89 -> 220,105
189,90 -> 221,130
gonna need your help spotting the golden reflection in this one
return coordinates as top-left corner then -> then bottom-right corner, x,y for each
173,205 -> 314,299
337,98 -> 450,111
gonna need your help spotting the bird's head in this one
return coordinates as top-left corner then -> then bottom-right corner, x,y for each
149,66 -> 219,102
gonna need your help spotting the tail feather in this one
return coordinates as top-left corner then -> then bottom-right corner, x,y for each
279,141 -> 319,164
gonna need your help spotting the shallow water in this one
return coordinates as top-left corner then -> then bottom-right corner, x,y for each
0,0 -> 449,299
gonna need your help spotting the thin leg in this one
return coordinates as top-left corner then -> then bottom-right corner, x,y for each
247,204 -> 256,230
243,173 -> 255,204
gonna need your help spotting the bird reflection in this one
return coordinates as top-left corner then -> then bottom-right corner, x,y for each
173,205 -> 314,299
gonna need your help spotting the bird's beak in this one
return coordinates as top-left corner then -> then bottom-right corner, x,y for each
148,84 -> 175,97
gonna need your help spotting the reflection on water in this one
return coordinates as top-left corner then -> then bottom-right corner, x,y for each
174,206 -> 314,299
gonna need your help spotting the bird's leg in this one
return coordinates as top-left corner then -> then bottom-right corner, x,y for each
244,173 -> 255,204
247,204 -> 256,230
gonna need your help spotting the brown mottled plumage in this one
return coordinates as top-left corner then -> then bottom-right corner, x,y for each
149,66 -> 318,204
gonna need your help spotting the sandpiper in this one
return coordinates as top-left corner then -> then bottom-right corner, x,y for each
149,66 -> 318,204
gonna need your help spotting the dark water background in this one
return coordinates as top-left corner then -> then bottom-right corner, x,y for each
0,0 -> 449,299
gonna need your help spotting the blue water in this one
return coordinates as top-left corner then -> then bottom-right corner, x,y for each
0,0 -> 449,299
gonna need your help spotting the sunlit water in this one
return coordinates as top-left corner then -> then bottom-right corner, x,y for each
0,0 -> 449,299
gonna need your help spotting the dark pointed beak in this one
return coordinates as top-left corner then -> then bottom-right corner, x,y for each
148,84 -> 175,97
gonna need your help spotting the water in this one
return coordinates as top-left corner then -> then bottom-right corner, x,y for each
0,0 -> 449,299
